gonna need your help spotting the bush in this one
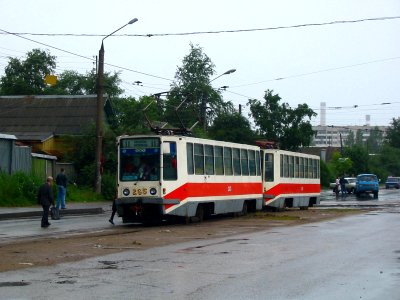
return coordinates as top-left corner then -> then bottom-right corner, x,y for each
101,172 -> 116,201
66,184 -> 105,203
0,172 -> 42,206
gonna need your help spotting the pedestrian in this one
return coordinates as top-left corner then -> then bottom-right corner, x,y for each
37,176 -> 55,228
339,176 -> 347,196
56,168 -> 68,209
109,199 -> 117,225
335,177 -> 340,196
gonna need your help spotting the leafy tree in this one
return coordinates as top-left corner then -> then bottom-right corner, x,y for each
248,89 -> 316,151
328,151 -> 353,177
344,130 -> 355,147
366,126 -> 383,154
385,117 -> 400,148
355,129 -> 364,146
208,112 -> 256,144
372,145 -> 400,177
165,43 -> 225,131
48,69 -> 123,98
343,145 -> 369,175
320,159 -> 333,187
110,95 -> 162,134
0,49 -> 56,95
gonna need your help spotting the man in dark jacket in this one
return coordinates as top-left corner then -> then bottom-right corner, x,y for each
37,176 -> 55,228
55,168 -> 68,209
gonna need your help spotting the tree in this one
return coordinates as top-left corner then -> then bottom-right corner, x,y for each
0,49 -> 56,95
344,130 -> 355,147
366,126 -> 383,154
343,145 -> 369,175
165,43 -> 225,131
248,89 -> 316,151
208,112 -> 256,144
328,151 -> 353,177
355,129 -> 364,146
48,69 -> 123,98
386,117 -> 400,148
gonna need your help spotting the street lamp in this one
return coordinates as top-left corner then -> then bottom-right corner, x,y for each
95,18 -> 138,194
201,69 -> 236,130
209,68 -> 236,83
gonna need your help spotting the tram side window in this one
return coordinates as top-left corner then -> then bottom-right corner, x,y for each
205,145 -> 214,175
284,155 -> 289,177
265,153 -> 274,182
233,148 -> 241,175
194,143 -> 204,175
249,150 -> 256,175
289,155 -> 294,177
163,142 -> 177,181
186,143 -> 194,175
294,157 -> 299,178
299,157 -> 304,178
241,149 -> 249,176
308,158 -> 313,178
215,146 -> 224,175
256,151 -> 261,176
304,158 -> 308,178
224,147 -> 233,175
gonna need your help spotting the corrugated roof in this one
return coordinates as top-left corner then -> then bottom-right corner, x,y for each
0,95 -> 99,141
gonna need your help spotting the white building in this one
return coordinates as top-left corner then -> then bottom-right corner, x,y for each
311,125 -> 387,147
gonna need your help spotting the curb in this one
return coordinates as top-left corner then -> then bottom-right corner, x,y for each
0,207 -> 104,221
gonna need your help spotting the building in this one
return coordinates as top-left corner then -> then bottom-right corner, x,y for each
311,125 -> 388,147
0,95 -> 101,159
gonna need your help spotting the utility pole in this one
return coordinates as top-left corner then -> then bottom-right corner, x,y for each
95,18 -> 138,194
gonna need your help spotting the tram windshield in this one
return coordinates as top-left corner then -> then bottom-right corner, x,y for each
119,137 -> 160,181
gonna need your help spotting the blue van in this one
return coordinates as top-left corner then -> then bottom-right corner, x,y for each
355,174 -> 379,198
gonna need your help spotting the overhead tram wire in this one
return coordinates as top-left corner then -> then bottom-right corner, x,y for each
0,28 -> 173,82
2,16 -> 399,38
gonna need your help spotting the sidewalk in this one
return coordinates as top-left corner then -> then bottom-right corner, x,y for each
0,201 -> 112,220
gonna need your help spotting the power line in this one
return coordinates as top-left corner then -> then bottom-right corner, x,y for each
0,28 -> 173,82
1,16 -> 399,38
230,56 -> 400,88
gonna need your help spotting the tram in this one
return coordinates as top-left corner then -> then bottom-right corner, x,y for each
115,134 -> 320,223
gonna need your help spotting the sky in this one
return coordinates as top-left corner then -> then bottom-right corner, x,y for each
1,0 -> 399,127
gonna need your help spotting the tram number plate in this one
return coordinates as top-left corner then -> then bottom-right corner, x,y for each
132,188 -> 148,196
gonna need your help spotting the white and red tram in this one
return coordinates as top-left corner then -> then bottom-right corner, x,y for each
116,134 -> 320,223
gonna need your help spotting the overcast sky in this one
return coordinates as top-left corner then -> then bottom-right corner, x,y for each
1,0 -> 399,127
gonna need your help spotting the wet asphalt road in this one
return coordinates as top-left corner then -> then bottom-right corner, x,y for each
0,189 -> 399,299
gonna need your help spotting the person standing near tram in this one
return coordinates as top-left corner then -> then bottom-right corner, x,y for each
56,168 -> 68,209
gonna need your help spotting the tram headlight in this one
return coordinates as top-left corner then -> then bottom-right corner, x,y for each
123,188 -> 130,196
150,188 -> 157,195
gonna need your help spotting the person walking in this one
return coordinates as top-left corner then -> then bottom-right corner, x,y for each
109,199 -> 117,225
56,168 -> 68,209
37,176 -> 55,228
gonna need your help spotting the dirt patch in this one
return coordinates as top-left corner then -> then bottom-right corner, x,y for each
0,208 -> 370,272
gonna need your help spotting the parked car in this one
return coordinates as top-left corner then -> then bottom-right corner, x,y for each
385,176 -> 400,189
355,174 -> 379,198
329,177 -> 357,194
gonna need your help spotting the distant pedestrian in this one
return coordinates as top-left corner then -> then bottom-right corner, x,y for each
37,176 -> 55,228
56,168 -> 68,209
109,199 -> 117,225
335,177 -> 340,196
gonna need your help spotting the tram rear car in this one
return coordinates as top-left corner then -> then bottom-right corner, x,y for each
262,149 -> 320,210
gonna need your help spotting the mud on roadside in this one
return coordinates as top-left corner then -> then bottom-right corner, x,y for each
0,208 -> 372,273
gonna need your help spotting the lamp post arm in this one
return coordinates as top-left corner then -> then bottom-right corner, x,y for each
102,18 -> 138,42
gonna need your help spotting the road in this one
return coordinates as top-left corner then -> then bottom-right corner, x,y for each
0,189 -> 399,299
